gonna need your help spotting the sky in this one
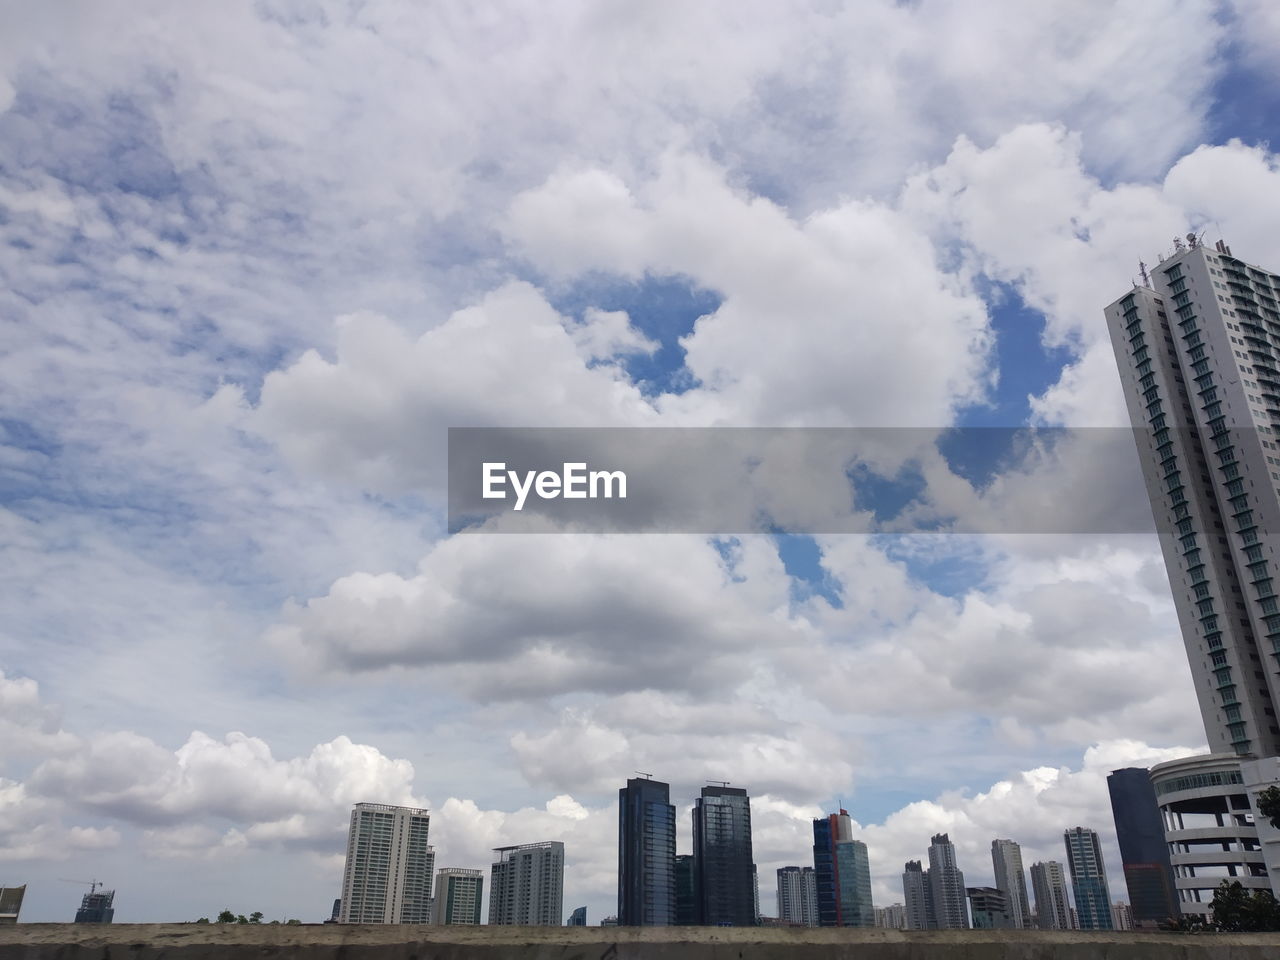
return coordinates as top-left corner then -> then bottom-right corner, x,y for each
2,0 -> 1280,926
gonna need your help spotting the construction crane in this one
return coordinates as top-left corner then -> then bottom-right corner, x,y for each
57,879 -> 105,895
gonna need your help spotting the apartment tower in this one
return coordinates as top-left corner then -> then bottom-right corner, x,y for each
488,840 -> 565,926
990,839 -> 1031,929
1104,238 -> 1280,756
776,866 -> 818,927
338,802 -> 435,924
1064,827 -> 1113,930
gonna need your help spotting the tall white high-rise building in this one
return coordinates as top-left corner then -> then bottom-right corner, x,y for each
338,802 -> 434,924
902,860 -> 932,930
775,866 -> 818,927
488,841 -> 565,926
1029,861 -> 1071,931
927,833 -> 968,930
990,839 -> 1031,930
433,868 -> 484,925
874,903 -> 907,929
1105,238 -> 1280,757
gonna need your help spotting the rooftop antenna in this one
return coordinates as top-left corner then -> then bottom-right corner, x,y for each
1173,235 -> 1186,253
1186,232 -> 1200,250
635,771 -> 653,780
1139,260 -> 1150,287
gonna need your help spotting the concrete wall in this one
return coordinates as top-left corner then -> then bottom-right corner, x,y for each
2,924 -> 1280,959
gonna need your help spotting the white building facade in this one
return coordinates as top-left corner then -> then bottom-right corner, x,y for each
338,802 -> 434,924
991,839 -> 1031,929
1105,239 -> 1280,757
1150,753 -> 1268,918
488,841 -> 565,926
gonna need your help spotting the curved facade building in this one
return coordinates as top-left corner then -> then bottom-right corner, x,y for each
1149,754 -> 1268,917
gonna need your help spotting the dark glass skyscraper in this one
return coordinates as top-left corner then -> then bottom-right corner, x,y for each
675,854 -> 697,925
74,888 -> 115,924
618,777 -> 676,926
1107,767 -> 1180,927
812,810 -> 874,927
692,785 -> 755,926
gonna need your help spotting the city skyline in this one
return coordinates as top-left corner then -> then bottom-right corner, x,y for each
5,0 -> 1280,928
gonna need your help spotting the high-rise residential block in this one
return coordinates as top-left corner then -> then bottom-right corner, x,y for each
693,785 -> 755,926
618,776 -> 676,926
1104,238 -> 1280,757
873,903 -> 906,929
432,868 -> 483,925
776,866 -> 818,927
1113,900 -> 1135,930
1064,827 -> 1113,930
990,839 -> 1031,929
488,841 -> 564,926
339,802 -> 435,924
1149,753 -> 1270,918
811,809 -> 873,927
927,833 -> 968,929
1029,861 -> 1071,930
1107,767 -> 1180,926
902,860 -> 933,930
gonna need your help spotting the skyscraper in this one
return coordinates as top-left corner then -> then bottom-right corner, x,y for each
338,802 -> 435,924
990,839 -> 1031,929
1113,900 -> 1135,930
674,854 -> 697,925
873,903 -> 906,929
433,868 -> 483,925
927,833 -> 968,929
618,776 -> 676,926
567,906 -> 587,926
1106,767 -> 1180,927
811,809 -> 873,927
1104,238 -> 1280,757
1064,827 -> 1113,930
488,840 -> 564,926
776,866 -> 818,927
902,860 -> 933,930
73,887 -> 114,924
1029,861 -> 1071,930
693,785 -> 755,926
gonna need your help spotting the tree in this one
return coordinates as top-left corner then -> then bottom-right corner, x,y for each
1210,880 -> 1280,932
217,910 -> 236,923
249,912 -> 264,924
1256,785 -> 1280,830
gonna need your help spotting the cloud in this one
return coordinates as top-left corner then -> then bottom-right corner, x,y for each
254,284 -> 658,494
267,533 -> 801,699
30,731 -> 420,852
